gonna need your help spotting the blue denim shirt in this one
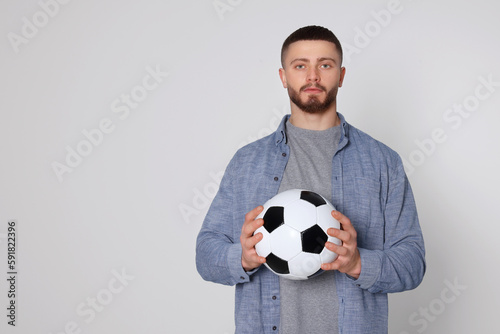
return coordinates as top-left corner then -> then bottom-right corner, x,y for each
196,113 -> 426,334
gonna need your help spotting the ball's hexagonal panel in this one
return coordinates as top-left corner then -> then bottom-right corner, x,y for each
254,226 -> 271,257
261,206 -> 284,233
269,225 -> 302,261
320,245 -> 338,264
258,189 -> 302,215
300,190 -> 327,207
288,252 -> 322,279
307,268 -> 324,279
266,253 -> 289,275
301,224 -> 328,254
315,203 -> 340,231
283,199 -> 317,232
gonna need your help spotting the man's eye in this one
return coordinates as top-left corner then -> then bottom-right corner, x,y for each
321,64 -> 332,69
295,65 -> 305,69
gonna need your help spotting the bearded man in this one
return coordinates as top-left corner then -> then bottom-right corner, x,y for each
196,25 -> 426,334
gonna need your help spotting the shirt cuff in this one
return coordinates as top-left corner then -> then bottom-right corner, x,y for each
227,242 -> 253,284
347,248 -> 382,290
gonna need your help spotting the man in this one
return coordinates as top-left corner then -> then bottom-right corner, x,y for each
196,25 -> 425,334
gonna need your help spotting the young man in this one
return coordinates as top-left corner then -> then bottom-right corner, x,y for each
196,26 -> 425,334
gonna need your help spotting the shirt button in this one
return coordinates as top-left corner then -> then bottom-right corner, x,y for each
274,177 -> 279,181
272,326 -> 277,331
282,152 -> 287,157
272,295 -> 277,300
240,276 -> 245,280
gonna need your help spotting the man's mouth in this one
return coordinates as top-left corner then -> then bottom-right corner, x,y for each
302,85 -> 324,94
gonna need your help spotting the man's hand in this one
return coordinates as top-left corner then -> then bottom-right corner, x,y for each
240,206 -> 267,272
321,210 -> 361,279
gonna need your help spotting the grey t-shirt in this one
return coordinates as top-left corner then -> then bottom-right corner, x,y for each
278,119 -> 341,334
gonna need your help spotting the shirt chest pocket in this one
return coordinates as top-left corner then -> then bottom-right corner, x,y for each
343,177 -> 384,246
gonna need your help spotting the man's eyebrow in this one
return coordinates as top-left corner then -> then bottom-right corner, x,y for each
318,57 -> 337,64
289,57 -> 337,66
289,58 -> 310,66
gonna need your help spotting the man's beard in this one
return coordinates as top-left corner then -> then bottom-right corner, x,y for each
288,83 -> 337,114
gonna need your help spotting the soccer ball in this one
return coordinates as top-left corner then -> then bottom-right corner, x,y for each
254,189 -> 342,280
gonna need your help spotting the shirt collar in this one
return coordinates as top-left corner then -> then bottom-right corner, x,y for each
274,114 -> 290,146
337,112 -> 349,151
274,112 -> 349,147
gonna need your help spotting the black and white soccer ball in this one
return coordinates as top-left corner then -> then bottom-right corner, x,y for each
254,189 -> 342,280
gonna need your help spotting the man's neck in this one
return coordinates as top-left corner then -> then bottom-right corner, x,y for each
289,106 -> 340,131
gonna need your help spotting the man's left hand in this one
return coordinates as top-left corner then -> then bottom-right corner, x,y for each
321,210 -> 361,279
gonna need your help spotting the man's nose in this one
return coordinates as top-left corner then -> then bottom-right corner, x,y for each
307,67 -> 320,82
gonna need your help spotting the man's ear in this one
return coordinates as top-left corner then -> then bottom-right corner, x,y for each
339,66 -> 346,88
279,68 -> 287,89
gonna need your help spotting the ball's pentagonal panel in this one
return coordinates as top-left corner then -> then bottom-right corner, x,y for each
316,204 -> 342,245
262,206 -> 284,233
301,224 -> 328,254
256,190 -> 296,231
269,225 -> 302,261
300,190 -> 327,207
315,203 -> 342,264
266,253 -> 289,275
288,252 -> 321,279
283,199 -> 317,232
254,226 -> 271,257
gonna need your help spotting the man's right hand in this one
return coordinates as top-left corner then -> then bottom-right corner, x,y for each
240,206 -> 267,272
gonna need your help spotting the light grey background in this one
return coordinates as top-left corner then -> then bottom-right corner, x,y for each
1,0 -> 499,333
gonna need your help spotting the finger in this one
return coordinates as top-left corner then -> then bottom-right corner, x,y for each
242,218 -> 264,238
245,231 -> 264,250
242,208 -> 264,236
242,248 -> 266,271
321,261 -> 338,271
245,205 -> 264,222
325,241 -> 347,256
242,235 -> 267,268
256,255 -> 266,264
327,227 -> 351,244
246,255 -> 267,269
326,226 -> 344,238
331,211 -> 357,242
331,210 -> 354,231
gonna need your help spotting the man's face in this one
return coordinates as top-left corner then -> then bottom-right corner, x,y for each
279,40 -> 345,114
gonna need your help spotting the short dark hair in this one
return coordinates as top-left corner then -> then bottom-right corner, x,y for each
281,25 -> 343,67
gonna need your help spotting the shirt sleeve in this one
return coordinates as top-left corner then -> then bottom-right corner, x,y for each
350,160 -> 426,294
195,156 -> 255,286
